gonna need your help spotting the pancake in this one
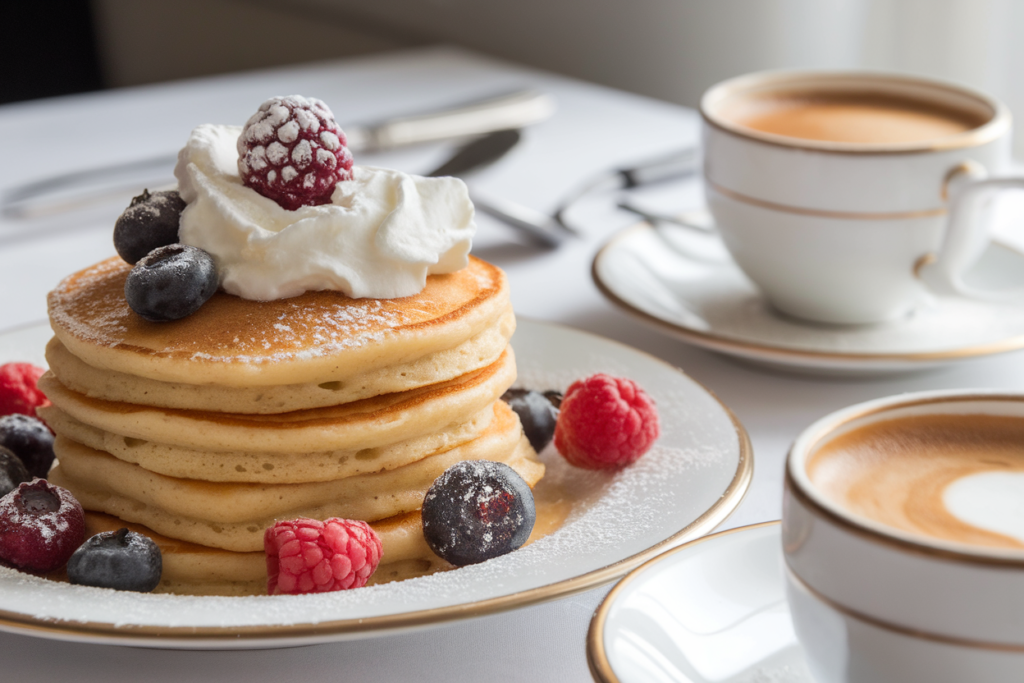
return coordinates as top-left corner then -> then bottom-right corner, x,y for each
45,307 -> 514,413
37,404 -> 494,484
82,511 -> 450,596
37,349 -> 516,454
49,405 -> 543,552
43,249 -> 540,594
48,255 -> 510,388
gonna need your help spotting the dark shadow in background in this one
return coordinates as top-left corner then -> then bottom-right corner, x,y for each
0,1 -> 103,104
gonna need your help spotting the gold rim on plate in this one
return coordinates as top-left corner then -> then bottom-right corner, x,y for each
0,319 -> 754,645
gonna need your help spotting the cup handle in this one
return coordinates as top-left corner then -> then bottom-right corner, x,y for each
917,163 -> 1024,301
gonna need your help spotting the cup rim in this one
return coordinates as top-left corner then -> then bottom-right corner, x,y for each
701,69 -> 1010,155
787,389 -> 1024,565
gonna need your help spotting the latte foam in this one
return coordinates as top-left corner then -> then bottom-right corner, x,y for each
807,414 -> 1024,549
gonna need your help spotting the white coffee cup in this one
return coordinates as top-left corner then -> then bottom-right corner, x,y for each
701,71 -> 1024,325
783,390 -> 1024,683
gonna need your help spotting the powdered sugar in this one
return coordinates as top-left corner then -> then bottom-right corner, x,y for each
49,258 -> 423,364
0,320 -> 747,643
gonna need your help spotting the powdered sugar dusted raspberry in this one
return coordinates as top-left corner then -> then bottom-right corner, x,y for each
0,480 -> 85,573
237,96 -> 353,211
265,518 -> 381,595
0,363 -> 49,419
554,374 -> 660,469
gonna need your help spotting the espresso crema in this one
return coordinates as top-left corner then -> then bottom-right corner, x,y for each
724,92 -> 986,145
807,414 -> 1024,549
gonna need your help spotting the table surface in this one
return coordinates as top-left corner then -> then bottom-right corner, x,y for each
4,45 -> 1024,682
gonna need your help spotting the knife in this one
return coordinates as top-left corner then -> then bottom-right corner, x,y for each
2,89 -> 556,221
349,89 -> 554,153
425,130 -> 566,248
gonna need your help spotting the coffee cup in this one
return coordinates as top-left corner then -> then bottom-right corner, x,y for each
783,390 -> 1024,682
701,71 -> 1024,325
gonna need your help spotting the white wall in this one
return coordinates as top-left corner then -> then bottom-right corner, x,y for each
93,0 -> 1024,152
92,0 -> 407,88
291,0 -> 867,107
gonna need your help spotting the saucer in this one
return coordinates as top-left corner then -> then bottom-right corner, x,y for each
592,222 -> 1024,375
588,522 -> 814,683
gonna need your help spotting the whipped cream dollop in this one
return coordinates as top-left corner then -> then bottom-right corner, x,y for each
173,124 -> 475,300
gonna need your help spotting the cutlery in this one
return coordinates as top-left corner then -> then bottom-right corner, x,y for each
348,88 -> 554,152
552,147 -> 700,232
616,202 -> 716,233
2,89 -> 555,221
424,129 -> 567,248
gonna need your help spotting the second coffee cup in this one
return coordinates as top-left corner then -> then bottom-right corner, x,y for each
783,390 -> 1024,682
701,70 -> 1021,325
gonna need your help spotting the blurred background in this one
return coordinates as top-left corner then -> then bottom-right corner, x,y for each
5,0 -> 1024,153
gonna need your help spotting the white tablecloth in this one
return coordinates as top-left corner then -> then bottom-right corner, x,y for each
3,45 -> 1024,682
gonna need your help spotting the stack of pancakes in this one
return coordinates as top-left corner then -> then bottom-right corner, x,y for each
39,255 -> 543,595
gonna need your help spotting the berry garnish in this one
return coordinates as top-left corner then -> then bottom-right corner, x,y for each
0,362 -> 49,419
0,448 -> 31,498
554,374 -> 660,470
113,189 -> 186,265
264,517 -> 382,595
0,480 -> 85,573
542,390 -> 563,409
67,528 -> 162,592
124,244 -> 218,322
502,388 -> 559,452
0,414 -> 55,479
421,460 -> 535,567
237,95 -> 354,211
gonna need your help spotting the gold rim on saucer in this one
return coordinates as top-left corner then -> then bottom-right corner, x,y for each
587,521 -> 780,683
592,223 -> 1024,367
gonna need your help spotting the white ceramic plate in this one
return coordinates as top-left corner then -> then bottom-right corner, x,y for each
0,318 -> 751,649
593,223 -> 1024,375
588,522 -> 813,683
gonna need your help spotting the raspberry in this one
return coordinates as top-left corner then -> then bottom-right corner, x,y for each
264,517 -> 381,595
0,363 -> 49,419
554,374 -> 660,470
237,95 -> 354,211
0,480 -> 86,573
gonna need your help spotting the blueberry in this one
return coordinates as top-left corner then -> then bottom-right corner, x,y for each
114,189 -> 186,265
125,244 -> 218,322
0,447 -> 30,498
502,388 -> 560,452
67,528 -> 162,592
421,460 -> 535,566
0,414 -> 54,479
542,390 -> 563,409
